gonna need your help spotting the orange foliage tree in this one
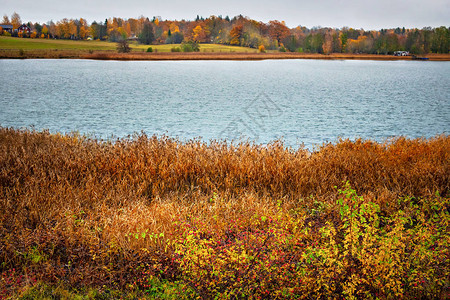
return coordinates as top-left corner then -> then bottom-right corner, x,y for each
230,25 -> 243,45
268,20 -> 290,44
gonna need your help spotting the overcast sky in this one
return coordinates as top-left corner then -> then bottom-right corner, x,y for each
2,0 -> 449,29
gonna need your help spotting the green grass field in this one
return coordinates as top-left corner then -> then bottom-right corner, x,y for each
0,36 -> 260,53
0,36 -> 117,50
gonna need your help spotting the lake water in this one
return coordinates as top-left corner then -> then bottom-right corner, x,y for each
0,59 -> 448,149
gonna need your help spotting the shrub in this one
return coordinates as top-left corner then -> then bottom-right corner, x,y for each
172,183 -> 449,299
146,47 -> 153,52
117,40 -> 131,53
258,44 -> 266,53
181,41 -> 200,52
279,45 -> 287,52
171,47 -> 181,52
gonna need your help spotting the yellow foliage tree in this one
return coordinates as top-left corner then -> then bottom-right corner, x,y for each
192,25 -> 207,42
42,24 -> 48,37
11,12 -> 21,30
79,26 -> 88,39
169,23 -> 180,33
78,18 -> 88,39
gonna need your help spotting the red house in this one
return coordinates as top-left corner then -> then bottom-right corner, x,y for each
17,24 -> 31,34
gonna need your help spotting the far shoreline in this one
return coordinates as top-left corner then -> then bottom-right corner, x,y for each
1,50 -> 449,61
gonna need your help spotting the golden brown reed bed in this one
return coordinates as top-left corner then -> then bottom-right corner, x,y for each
0,128 -> 448,295
1,49 -> 449,61
83,52 -> 450,61
0,49 -> 92,59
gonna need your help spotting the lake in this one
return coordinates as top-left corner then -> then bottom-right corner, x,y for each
0,59 -> 448,149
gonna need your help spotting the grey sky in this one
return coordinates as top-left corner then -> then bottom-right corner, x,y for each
2,0 -> 449,29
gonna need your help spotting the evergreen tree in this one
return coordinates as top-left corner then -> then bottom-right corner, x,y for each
139,22 -> 155,45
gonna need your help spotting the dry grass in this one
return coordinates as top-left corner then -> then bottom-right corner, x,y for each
0,128 -> 448,297
1,48 -> 449,61
82,52 -> 450,61
0,48 -> 101,59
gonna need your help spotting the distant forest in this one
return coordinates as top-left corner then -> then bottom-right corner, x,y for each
1,12 -> 449,54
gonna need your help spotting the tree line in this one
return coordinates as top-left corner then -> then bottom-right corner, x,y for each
1,12 -> 449,54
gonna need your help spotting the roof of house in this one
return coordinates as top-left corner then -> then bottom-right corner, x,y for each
0,24 -> 13,29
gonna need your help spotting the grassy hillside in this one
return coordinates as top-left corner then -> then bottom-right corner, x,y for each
0,36 -> 117,50
0,128 -> 448,299
0,36 -> 258,53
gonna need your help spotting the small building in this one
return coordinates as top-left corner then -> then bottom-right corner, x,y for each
17,24 -> 31,34
0,24 -> 13,34
394,51 -> 410,56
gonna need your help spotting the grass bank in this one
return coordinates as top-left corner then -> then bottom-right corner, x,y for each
0,36 -> 256,52
2,36 -> 449,60
0,128 -> 448,299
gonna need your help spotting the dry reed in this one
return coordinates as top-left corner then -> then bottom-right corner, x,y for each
0,128 -> 448,296
1,49 -> 449,60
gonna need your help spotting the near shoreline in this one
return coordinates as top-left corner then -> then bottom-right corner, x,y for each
1,128 -> 448,299
1,49 -> 449,61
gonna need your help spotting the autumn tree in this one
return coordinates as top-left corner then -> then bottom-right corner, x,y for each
125,23 -> 131,37
166,22 -> 184,43
2,13 -> 445,54
347,36 -> 370,53
229,24 -> 243,45
2,15 -> 10,24
323,30 -> 333,54
192,24 -> 208,42
56,18 -> 76,39
41,24 -> 48,37
77,18 -> 88,39
107,18 -> 121,41
204,16 -> 228,44
11,12 -> 21,30
268,20 -> 290,44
